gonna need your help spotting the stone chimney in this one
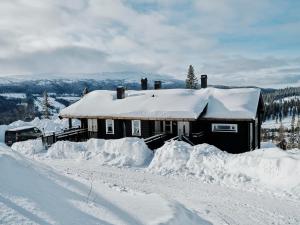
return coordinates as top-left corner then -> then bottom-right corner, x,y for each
141,78 -> 148,90
116,86 -> 125,99
154,81 -> 162,90
201,75 -> 207,88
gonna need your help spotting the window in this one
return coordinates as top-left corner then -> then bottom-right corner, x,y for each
212,123 -> 238,133
106,119 -> 114,134
132,120 -> 141,136
88,119 -> 98,132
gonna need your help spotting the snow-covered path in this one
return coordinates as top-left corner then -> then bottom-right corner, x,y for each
46,160 -> 300,225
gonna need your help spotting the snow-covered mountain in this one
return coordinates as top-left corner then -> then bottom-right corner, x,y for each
0,72 -> 185,94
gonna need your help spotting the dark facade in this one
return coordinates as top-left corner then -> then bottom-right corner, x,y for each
76,99 -> 263,153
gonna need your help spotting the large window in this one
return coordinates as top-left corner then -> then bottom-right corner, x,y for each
212,123 -> 238,133
132,120 -> 141,136
106,119 -> 114,134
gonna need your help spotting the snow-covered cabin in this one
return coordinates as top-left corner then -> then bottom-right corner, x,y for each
59,77 -> 264,153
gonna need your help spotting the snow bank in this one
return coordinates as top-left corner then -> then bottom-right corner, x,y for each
149,141 -> 300,193
0,144 -> 210,225
86,138 -> 153,167
11,139 -> 45,156
46,141 -> 86,160
46,138 -> 153,167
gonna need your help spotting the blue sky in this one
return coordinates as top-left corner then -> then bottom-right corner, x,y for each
0,0 -> 299,87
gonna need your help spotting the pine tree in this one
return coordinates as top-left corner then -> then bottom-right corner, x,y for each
185,65 -> 198,89
43,90 -> 51,119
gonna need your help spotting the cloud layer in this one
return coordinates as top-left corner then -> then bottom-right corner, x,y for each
0,0 -> 299,87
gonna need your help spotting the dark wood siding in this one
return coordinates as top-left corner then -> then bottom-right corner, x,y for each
191,120 -> 252,153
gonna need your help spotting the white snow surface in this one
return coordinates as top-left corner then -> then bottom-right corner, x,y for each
0,93 -> 26,99
262,115 -> 299,129
12,138 -> 153,167
0,143 -> 210,225
60,88 -> 261,120
149,141 -> 300,195
2,138 -> 300,224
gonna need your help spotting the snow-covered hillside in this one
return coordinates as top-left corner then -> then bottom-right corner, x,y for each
0,143 -> 208,225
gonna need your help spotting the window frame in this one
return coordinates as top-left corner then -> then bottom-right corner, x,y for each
211,123 -> 238,133
105,119 -> 115,134
131,120 -> 141,136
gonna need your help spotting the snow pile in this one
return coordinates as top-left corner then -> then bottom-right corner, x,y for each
46,138 -> 153,167
0,144 -> 210,225
85,138 -> 153,167
149,141 -> 300,193
11,138 -> 45,156
46,141 -> 86,160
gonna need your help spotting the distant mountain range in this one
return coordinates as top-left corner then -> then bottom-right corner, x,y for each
0,72 -> 278,95
0,72 -> 185,95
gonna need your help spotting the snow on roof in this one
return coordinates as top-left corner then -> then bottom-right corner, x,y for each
203,88 -> 261,120
7,126 -> 35,131
59,88 -> 261,120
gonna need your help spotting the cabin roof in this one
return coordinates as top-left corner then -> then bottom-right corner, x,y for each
59,88 -> 261,121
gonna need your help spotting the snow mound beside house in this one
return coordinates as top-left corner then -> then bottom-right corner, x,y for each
86,138 -> 153,167
45,138 -> 153,167
11,138 -> 45,156
149,141 -> 300,193
46,141 -> 87,160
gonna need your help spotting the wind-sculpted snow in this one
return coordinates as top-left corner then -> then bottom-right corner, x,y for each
12,138 -> 154,167
149,141 -> 300,196
0,144 -> 211,225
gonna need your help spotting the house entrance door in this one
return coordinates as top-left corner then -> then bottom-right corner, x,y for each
178,122 -> 189,137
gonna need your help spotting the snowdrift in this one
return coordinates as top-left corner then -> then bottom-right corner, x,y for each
0,144 -> 210,225
11,138 -> 45,156
13,138 -> 153,167
149,141 -> 300,193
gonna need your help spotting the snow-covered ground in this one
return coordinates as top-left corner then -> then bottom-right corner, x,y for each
1,136 -> 300,225
0,143 -> 208,225
0,93 -> 27,99
262,115 -> 299,129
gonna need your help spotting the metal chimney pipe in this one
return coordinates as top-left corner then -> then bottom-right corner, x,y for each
201,75 -> 207,88
116,86 -> 125,99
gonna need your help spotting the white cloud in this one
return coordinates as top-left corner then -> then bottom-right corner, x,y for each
0,0 -> 298,87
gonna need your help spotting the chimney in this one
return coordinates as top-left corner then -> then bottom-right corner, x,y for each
116,86 -> 125,99
141,78 -> 148,90
201,75 -> 207,88
154,81 -> 162,90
